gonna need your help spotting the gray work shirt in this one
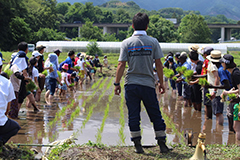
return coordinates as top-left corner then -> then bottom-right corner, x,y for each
119,33 -> 164,89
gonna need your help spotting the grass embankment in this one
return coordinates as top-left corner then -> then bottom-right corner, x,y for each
0,143 -> 34,160
46,141 -> 240,160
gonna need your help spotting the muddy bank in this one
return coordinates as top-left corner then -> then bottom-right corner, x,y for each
45,142 -> 240,160
0,144 -> 35,159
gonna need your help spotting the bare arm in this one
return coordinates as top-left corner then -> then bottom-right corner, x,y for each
155,59 -> 165,94
192,74 -> 207,78
5,102 -> 11,116
70,67 -> 78,72
114,61 -> 126,95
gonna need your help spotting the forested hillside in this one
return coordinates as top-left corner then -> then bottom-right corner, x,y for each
1,0 -> 240,51
57,0 -> 240,20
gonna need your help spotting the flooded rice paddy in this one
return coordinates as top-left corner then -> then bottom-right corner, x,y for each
9,77 -> 236,153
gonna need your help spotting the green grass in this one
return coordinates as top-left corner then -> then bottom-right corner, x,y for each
229,51 -> 240,67
45,141 -> 240,160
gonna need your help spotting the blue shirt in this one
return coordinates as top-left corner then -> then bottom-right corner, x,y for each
218,65 -> 232,89
182,61 -> 191,70
65,57 -> 74,74
49,63 -> 58,79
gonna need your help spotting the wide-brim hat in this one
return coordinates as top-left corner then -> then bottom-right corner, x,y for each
32,51 -> 42,57
54,49 -> 62,54
62,63 -> 69,70
206,50 -> 222,62
200,46 -> 214,55
179,52 -> 188,60
36,45 -> 46,52
219,54 -> 236,68
188,45 -> 200,53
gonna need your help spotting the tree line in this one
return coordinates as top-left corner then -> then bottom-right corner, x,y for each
0,0 -> 239,51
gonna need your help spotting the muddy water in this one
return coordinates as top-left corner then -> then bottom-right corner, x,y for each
9,78 -> 236,153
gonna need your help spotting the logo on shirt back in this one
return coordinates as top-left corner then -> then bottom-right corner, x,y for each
128,46 -> 152,57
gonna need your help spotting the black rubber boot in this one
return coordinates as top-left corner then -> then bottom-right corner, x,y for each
133,139 -> 144,153
158,139 -> 170,153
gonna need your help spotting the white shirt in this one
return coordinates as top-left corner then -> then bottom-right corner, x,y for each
61,72 -> 70,86
31,67 -> 39,81
76,59 -> 85,71
0,75 -> 16,126
207,61 -> 222,96
10,64 -> 21,92
103,58 -> 108,65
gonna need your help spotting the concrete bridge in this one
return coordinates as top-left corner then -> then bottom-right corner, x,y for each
60,23 -> 240,42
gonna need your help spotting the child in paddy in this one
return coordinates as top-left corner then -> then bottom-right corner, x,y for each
26,57 -> 40,108
59,63 -> 71,97
45,54 -> 62,101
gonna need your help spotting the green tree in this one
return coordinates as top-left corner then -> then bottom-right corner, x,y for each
102,33 -> 119,41
113,9 -> 131,23
147,15 -> 178,42
86,40 -> 103,56
79,21 -> 103,40
116,30 -> 128,41
10,17 -> 31,43
32,28 -> 65,42
56,2 -> 71,15
178,14 -> 211,43
101,11 -> 113,23
0,0 -> 28,50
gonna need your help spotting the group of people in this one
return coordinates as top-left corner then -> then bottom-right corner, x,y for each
1,11 -> 240,155
163,44 -> 240,141
0,42 -> 109,146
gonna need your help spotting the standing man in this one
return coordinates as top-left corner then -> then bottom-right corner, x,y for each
0,57 -> 21,146
114,12 -> 170,153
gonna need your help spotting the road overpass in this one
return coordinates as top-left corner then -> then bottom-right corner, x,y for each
60,23 -> 240,42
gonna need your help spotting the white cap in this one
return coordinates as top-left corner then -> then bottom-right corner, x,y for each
32,51 -> 42,57
0,57 -> 2,66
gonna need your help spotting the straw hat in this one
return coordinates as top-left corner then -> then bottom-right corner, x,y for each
206,50 -> 222,62
80,52 -> 86,57
188,45 -> 200,54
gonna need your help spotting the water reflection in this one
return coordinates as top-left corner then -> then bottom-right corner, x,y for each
8,78 -> 239,154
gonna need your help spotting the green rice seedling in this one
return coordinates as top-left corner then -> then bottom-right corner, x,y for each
96,88 -> 115,143
163,68 -> 175,78
4,69 -> 13,78
3,64 -> 10,71
26,80 -> 38,92
183,70 -> 194,80
176,66 -> 187,74
221,94 -> 226,102
206,93 -> 211,99
74,66 -> 81,71
67,78 -> 110,129
172,76 -> 177,81
57,71 -> 62,80
228,93 -> 237,100
42,70 -> 48,76
96,103 -> 110,143
69,83 -> 74,87
118,87 -> 126,145
198,78 -> 209,86
160,107 -> 185,145
73,78 -> 115,138
37,131 -> 42,139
